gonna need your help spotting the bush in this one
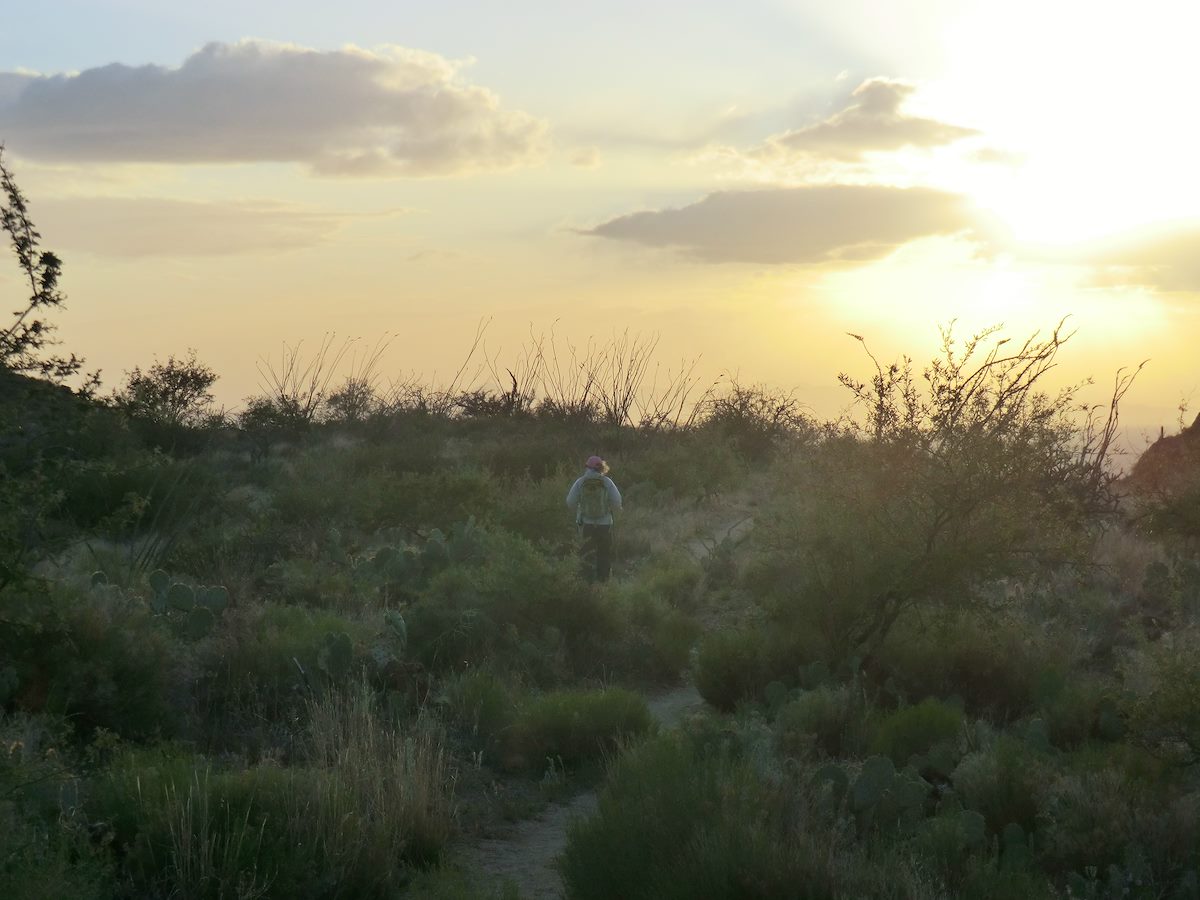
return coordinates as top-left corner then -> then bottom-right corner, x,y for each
774,685 -> 870,759
606,584 -> 699,684
7,585 -> 184,740
199,603 -> 373,717
693,628 -> 815,711
92,687 -> 453,898
561,735 -> 932,900
439,669 -> 518,753
504,688 -> 653,770
871,698 -> 964,765
870,613 -> 1047,719
951,735 -> 1056,833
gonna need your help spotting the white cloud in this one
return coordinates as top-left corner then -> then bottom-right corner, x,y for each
0,41 -> 548,176
735,78 -> 978,166
584,185 -> 978,264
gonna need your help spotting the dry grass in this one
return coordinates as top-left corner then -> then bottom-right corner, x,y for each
300,683 -> 456,879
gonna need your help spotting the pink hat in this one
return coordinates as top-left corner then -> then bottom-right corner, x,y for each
586,455 -> 605,470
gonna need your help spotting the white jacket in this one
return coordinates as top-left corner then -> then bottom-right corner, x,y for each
566,469 -> 622,525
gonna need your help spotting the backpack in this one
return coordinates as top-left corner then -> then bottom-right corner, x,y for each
579,477 -> 611,520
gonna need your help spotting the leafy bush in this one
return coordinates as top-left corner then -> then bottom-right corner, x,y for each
870,613 -> 1047,719
693,627 -> 816,711
605,584 -> 699,683
6,585 -> 184,740
199,603 -> 373,716
408,531 -> 619,680
561,735 -> 931,900
439,669 -> 518,753
504,688 -> 653,770
1120,626 -> 1200,764
951,735 -> 1056,833
871,698 -> 963,765
774,685 -> 870,759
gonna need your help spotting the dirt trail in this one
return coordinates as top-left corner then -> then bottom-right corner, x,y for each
457,682 -> 704,899
458,515 -> 751,898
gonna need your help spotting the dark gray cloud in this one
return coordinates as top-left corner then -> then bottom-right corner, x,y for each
744,78 -> 977,163
0,41 -> 547,176
583,185 -> 978,264
35,196 -> 380,256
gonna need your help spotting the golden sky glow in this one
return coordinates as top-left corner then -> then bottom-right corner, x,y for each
2,1 -> 1197,443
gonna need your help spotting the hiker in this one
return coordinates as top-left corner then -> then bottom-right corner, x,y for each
566,455 -> 622,582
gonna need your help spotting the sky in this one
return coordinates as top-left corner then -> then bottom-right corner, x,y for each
2,0 -> 1198,443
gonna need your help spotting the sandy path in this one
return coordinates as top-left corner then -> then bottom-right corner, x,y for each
457,682 -> 704,899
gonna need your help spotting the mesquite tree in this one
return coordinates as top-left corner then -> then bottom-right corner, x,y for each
757,321 -> 1141,665
0,145 -> 95,390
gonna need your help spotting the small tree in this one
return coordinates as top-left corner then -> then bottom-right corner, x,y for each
113,349 -> 218,428
758,321 -> 1140,665
0,145 -> 95,390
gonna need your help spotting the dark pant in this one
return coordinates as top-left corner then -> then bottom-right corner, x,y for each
580,524 -> 613,582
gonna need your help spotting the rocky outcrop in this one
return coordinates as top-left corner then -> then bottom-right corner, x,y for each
1127,414 -> 1200,493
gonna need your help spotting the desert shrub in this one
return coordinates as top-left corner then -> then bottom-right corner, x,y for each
605,584 -> 699,683
693,627 -> 817,711
200,603 -> 373,715
696,382 -> 813,462
951,735 -> 1057,833
1036,672 -> 1120,750
869,613 -> 1047,719
93,688 -> 452,898
774,685 -> 870,759
56,452 -> 217,539
439,669 -> 518,753
757,324 -> 1130,671
0,715 -> 115,900
409,531 -> 618,679
871,698 -> 964,765
1120,626 -> 1200,764
504,688 -> 653,770
634,431 -> 743,497
637,553 -> 704,610
259,555 -> 358,609
561,735 -> 932,900
490,473 -> 574,549
6,584 -> 184,740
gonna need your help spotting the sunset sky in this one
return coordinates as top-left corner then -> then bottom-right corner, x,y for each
2,0 -> 1197,440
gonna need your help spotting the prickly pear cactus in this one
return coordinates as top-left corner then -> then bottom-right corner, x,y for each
318,631 -> 354,681
384,610 -> 408,653
166,582 -> 196,612
852,755 -> 896,812
181,606 -> 216,641
197,585 -> 230,613
148,569 -> 170,596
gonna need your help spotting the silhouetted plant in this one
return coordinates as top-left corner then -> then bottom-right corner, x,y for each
112,348 -> 218,429
0,146 -> 96,390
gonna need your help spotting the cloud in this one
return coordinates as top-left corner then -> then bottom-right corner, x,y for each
35,196 -> 383,256
1079,225 -> 1200,292
737,78 -> 977,164
568,146 -> 601,168
0,41 -> 547,176
583,185 -> 978,264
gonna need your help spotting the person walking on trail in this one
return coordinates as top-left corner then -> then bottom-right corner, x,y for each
566,455 -> 622,582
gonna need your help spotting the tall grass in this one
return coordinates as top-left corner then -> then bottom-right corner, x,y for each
300,683 -> 455,876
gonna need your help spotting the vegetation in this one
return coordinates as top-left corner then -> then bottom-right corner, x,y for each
5,150 -> 1200,899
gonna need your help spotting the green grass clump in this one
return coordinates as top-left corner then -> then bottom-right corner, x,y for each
504,688 -> 654,770
871,698 -> 963,765
91,687 -> 453,899
561,735 -> 931,900
774,684 -> 870,759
